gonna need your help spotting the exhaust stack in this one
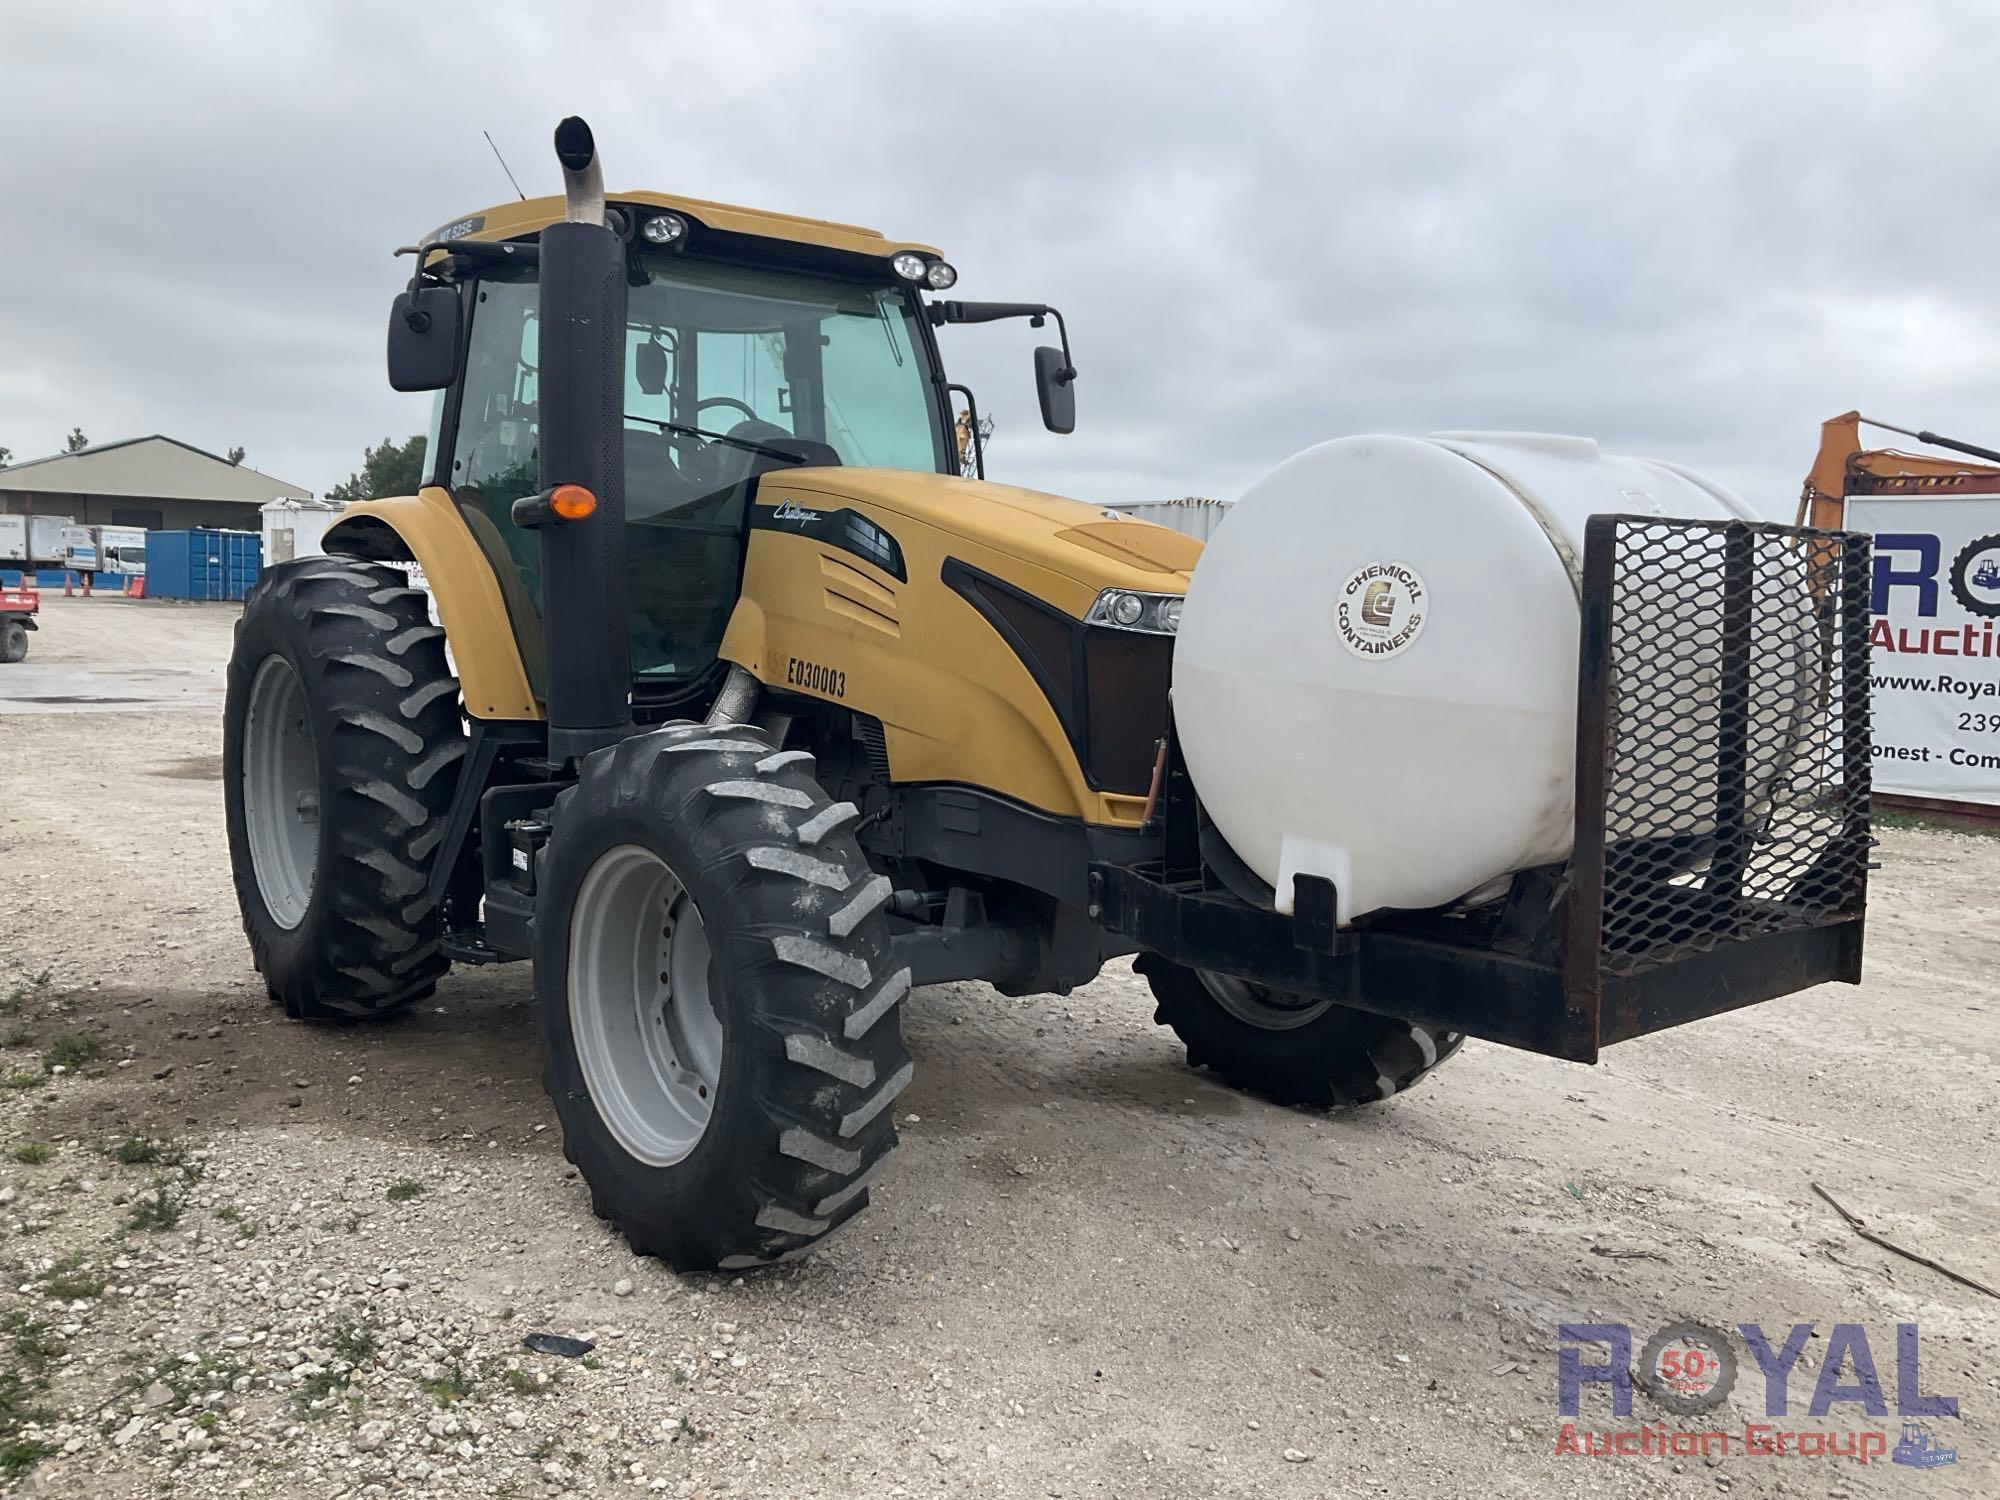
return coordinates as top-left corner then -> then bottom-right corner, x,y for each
535,116 -> 630,760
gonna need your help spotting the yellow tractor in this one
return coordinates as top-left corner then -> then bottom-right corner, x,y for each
223,120 -> 1874,1270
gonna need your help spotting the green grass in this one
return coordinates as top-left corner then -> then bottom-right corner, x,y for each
2,1073 -> 44,1093
8,1143 -> 50,1165
332,1325 -> 378,1365
0,1437 -> 56,1480
0,1308 -> 59,1477
292,1367 -> 353,1420
40,1032 -> 102,1073
40,1253 -> 105,1301
503,1367 -> 561,1397
0,970 -> 52,1017
105,1136 -> 185,1167
1874,809 -> 2000,838
122,1180 -> 185,1233
419,1363 -> 474,1406
385,1179 -> 425,1203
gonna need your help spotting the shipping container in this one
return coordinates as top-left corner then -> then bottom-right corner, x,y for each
0,516 -> 23,564
146,529 -> 262,601
1105,496 -> 1231,541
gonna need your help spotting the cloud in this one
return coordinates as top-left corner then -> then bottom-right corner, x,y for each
3,0 -> 1997,516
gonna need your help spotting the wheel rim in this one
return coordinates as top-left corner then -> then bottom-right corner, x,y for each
569,844 -> 723,1167
1197,969 -> 1335,1031
242,655 -> 319,930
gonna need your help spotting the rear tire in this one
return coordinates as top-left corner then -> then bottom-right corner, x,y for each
1136,954 -> 1463,1107
535,722 -> 912,1271
223,557 -> 464,1020
1,621 -> 26,663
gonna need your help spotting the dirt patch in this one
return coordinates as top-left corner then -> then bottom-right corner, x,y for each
150,753 -> 224,780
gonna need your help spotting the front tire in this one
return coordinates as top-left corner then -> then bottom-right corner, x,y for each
1,621 -> 26,663
1137,955 -> 1463,1107
223,557 -> 464,1020
535,722 -> 912,1271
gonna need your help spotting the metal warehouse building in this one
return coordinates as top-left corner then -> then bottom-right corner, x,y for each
0,435 -> 310,531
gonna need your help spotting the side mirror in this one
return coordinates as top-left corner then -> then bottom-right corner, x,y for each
1034,345 -> 1075,434
635,338 -> 668,395
387,286 -> 464,392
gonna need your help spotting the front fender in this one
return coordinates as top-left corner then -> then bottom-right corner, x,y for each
323,486 -> 541,721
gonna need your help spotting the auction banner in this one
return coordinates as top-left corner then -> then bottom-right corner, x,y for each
1847,495 -> 2000,805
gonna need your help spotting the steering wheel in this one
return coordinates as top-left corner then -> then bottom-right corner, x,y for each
696,396 -> 759,423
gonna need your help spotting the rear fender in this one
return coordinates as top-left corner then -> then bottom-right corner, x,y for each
323,487 -> 541,720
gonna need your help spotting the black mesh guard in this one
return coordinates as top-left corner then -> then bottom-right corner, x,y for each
1573,516 -> 1873,980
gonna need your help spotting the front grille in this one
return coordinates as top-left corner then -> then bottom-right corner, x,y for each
1576,516 -> 1872,978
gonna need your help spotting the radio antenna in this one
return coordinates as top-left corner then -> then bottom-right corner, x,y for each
483,130 -> 528,201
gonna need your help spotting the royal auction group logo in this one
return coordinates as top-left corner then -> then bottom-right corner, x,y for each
1555,1321 -> 1960,1469
1949,532 -> 2000,618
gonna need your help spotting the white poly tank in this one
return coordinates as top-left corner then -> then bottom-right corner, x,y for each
1173,432 -> 1756,924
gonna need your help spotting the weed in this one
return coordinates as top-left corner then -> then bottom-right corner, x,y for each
123,1180 -> 185,1233
0,1438 -> 55,1480
40,1254 -> 105,1301
0,970 -> 52,1017
40,1033 -> 102,1074
2,1025 -> 33,1048
292,1367 -> 352,1420
678,1413 -> 709,1441
332,1325 -> 378,1365
385,1179 -> 425,1203
419,1363 -> 474,1406
0,1370 -> 50,1435
8,1143 -> 50,1165
215,1205 -> 239,1223
503,1368 -> 559,1397
106,1136 -> 187,1168
2,1074 -> 43,1093
580,1353 -> 601,1370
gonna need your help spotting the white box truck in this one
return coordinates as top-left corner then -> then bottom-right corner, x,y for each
60,525 -> 100,573
56,524 -> 149,576
2,515 -> 75,567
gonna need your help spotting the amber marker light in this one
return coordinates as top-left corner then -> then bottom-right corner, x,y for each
550,485 -> 597,521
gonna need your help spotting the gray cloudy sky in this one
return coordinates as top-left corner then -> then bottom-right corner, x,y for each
2,0 -> 1995,516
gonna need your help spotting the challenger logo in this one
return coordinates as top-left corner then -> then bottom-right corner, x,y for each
772,499 -> 824,525
1337,562 -> 1428,658
786,657 -> 846,698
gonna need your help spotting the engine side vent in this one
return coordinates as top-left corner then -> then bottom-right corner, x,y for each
853,712 -> 893,783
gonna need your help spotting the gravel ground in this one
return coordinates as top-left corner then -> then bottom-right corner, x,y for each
0,594 -> 1994,1499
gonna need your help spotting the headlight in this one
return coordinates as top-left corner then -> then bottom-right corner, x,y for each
925,260 -> 958,289
1086,589 -> 1183,634
641,212 -> 688,245
892,251 -> 927,282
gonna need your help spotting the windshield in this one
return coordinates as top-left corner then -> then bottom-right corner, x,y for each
625,256 -> 947,476
449,258 -> 946,691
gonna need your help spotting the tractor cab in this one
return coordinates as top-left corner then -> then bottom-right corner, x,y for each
393,188 -> 1074,714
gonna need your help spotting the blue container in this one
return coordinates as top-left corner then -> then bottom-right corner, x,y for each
146,530 -> 261,601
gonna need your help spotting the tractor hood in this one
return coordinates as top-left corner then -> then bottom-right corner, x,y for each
772,467 -> 1202,598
